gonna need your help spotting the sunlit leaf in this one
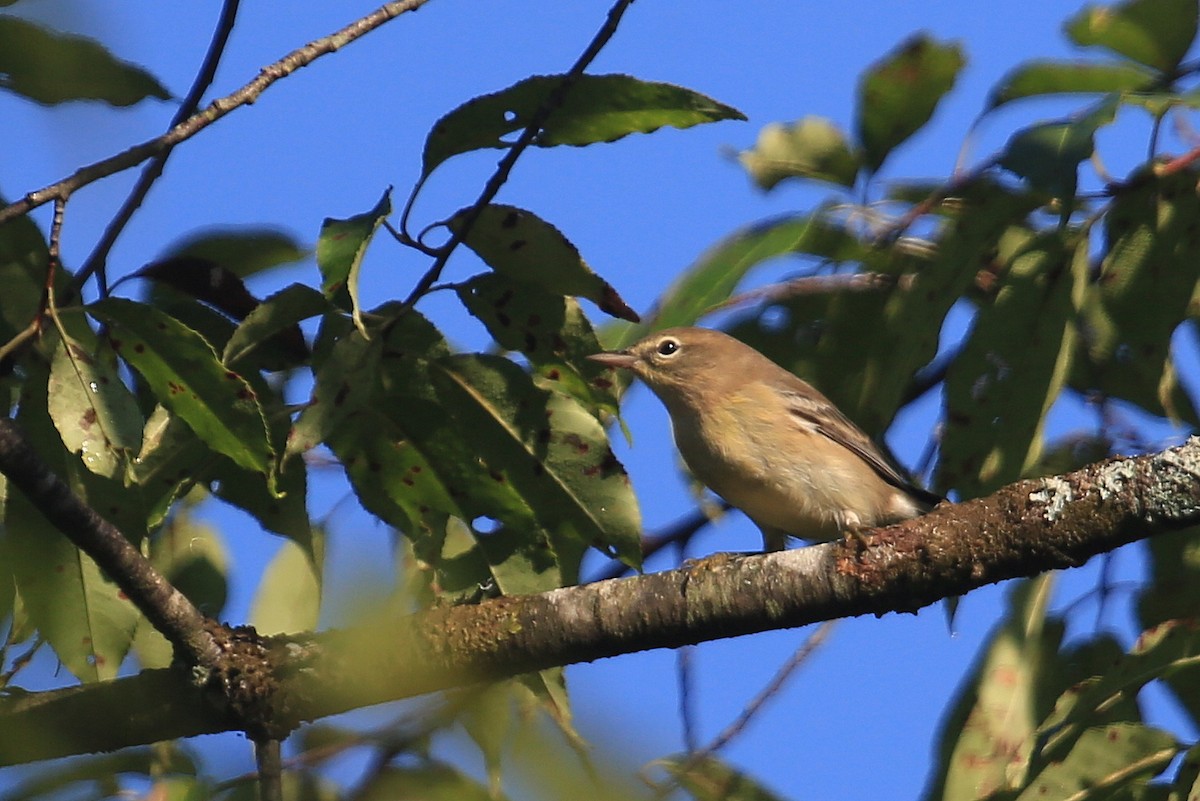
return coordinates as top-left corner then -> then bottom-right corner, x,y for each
987,59 -> 1157,109
1020,723 -> 1176,800
47,333 -> 143,480
423,73 -> 745,177
737,116 -> 861,189
249,538 -> 322,636
1066,0 -> 1198,74
89,298 -> 275,478
451,204 -> 639,322
856,34 -> 964,173
0,16 -> 170,106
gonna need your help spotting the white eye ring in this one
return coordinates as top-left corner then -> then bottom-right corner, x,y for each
656,338 -> 680,357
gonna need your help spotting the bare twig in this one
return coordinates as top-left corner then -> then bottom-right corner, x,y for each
0,0 -> 431,228
73,0 -> 243,298
399,0 -> 637,309
255,739 -> 283,801
706,271 -> 905,316
0,418 -> 219,668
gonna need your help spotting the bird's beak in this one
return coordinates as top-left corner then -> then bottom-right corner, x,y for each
587,350 -> 638,370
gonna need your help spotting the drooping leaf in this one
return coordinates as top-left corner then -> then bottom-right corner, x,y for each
1071,167 -> 1200,423
6,364 -> 141,682
457,273 -> 621,417
423,73 -> 745,177
88,298 -> 275,478
937,229 -> 1089,499
1066,0 -> 1199,74
317,189 -> 392,335
856,34 -> 965,173
0,16 -> 170,106
249,538 -> 322,636
47,332 -> 143,480
132,406 -> 212,529
451,204 -> 639,322
0,201 -> 51,343
998,95 -> 1119,198
923,578 -> 1064,801
155,227 -> 307,279
737,116 -> 861,189
986,60 -> 1157,110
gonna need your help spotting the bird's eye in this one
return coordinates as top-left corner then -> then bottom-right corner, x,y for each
656,339 -> 680,357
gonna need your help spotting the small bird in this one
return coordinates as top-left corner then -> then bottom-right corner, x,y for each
589,326 -> 939,550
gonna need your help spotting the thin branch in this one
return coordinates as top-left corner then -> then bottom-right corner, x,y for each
0,418 -> 219,668
72,0 -> 243,298
0,0 -> 432,228
255,739 -> 283,801
704,271 -> 905,316
399,0 -> 637,309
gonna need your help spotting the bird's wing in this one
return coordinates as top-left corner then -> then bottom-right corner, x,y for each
782,388 -> 940,506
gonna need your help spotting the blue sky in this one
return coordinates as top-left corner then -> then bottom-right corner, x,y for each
2,0 -> 1196,798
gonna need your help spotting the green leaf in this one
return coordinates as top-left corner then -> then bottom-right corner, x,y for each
452,204 -> 639,322
1071,167 -> 1200,423
737,116 -> 861,189
249,539 -> 322,636
657,754 -> 789,801
0,200 -> 51,343
88,297 -> 275,478
132,406 -> 212,528
937,229 -> 1089,499
649,212 -> 872,337
1036,619 -> 1199,765
47,332 -> 143,480
286,315 -> 383,459
157,227 -> 308,279
998,96 -> 1119,197
6,364 -> 141,681
0,16 -> 170,106
924,577 -> 1063,801
222,283 -> 325,370
987,60 -> 1158,110
354,764 -> 493,801
1019,723 -> 1176,800
1066,0 -> 1199,74
317,188 -> 392,335
856,34 -> 965,174
457,273 -> 621,417
1137,530 -> 1200,730
423,73 -> 745,177
431,354 -> 641,569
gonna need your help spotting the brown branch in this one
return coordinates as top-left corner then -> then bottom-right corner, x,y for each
399,0 -> 637,309
3,438 -> 1199,766
0,0 -> 431,228
0,418 -> 219,668
73,0 -> 243,297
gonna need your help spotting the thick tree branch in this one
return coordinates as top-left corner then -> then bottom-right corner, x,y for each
0,0 -> 430,228
3,438 -> 1199,766
0,418 -> 220,668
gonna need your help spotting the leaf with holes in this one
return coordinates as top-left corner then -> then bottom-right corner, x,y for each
452,204 -> 639,322
423,74 -> 744,177
89,298 -> 274,479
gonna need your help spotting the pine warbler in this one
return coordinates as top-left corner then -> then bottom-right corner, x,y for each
589,326 -> 939,550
